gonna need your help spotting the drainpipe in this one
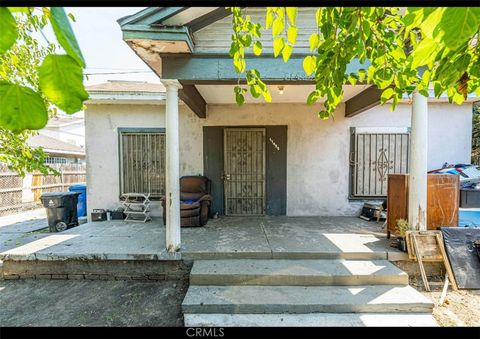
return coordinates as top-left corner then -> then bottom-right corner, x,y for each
161,79 -> 182,252
408,91 -> 428,231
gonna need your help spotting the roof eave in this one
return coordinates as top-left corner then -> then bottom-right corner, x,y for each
122,25 -> 194,54
86,91 -> 167,105
42,148 -> 86,156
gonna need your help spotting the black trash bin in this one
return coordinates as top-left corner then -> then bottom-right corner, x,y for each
40,192 -> 81,232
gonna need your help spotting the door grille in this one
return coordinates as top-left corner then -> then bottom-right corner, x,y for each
224,128 -> 266,215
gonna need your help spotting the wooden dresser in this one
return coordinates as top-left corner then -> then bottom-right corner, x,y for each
387,174 -> 459,237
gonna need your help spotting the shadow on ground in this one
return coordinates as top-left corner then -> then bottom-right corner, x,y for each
0,277 -> 188,326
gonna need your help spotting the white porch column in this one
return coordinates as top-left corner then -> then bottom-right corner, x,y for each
162,79 -> 182,252
408,91 -> 428,231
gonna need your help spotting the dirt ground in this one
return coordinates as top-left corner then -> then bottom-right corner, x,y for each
410,276 -> 480,326
0,277 -> 189,327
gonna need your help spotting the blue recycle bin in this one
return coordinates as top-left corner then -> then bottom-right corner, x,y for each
69,184 -> 87,217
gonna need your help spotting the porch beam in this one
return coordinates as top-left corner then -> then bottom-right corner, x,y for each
408,91 -> 428,231
344,86 -> 383,118
162,79 -> 182,252
188,7 -> 235,32
178,82 -> 207,118
162,55 -> 367,82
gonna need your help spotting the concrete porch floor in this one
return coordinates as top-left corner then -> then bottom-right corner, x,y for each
0,216 -> 407,262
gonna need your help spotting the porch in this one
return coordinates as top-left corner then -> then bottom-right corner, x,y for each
0,216 -> 406,262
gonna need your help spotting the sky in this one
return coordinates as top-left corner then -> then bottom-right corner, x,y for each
65,7 -> 159,85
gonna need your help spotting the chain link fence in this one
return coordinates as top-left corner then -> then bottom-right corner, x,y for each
0,163 -> 86,217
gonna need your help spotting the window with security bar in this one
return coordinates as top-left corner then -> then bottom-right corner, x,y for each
119,129 -> 165,199
349,127 -> 410,198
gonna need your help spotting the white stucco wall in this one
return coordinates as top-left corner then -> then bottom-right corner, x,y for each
85,100 -> 473,218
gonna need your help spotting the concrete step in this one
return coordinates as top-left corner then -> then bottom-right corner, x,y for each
182,285 -> 434,314
190,259 -> 408,286
184,313 -> 439,327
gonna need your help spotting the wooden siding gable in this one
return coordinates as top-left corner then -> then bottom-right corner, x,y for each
193,7 -> 317,55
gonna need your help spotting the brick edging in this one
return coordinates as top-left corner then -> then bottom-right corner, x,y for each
2,259 -> 192,282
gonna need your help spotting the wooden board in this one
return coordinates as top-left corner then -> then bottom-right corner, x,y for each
387,174 -> 459,237
387,174 -> 408,237
427,174 -> 460,229
407,230 -> 458,291
406,230 -> 444,261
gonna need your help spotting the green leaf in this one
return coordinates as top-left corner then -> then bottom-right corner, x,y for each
358,69 -> 366,83
240,34 -> 252,47
433,82 -> 443,97
38,54 -> 89,114
0,8 -> 18,54
7,7 -> 31,13
451,91 -> 465,105
235,92 -> 245,106
391,95 -> 399,112
307,90 -> 320,105
422,8 -> 480,50
391,46 -> 406,61
262,89 -> 272,103
0,82 -> 48,132
286,7 -> 298,25
348,74 -> 358,86
421,69 -> 431,85
419,88 -> 429,97
253,41 -> 262,56
287,26 -> 298,45
250,85 -> 261,98
303,56 -> 316,76
67,12 -> 76,22
282,44 -> 293,63
273,37 -> 285,57
272,17 -> 284,37
229,42 -> 239,57
309,33 -> 319,52
265,10 -> 274,29
367,66 -> 376,83
410,38 -> 439,69
50,7 -> 85,67
380,88 -> 395,104
318,110 -> 330,120
315,8 -> 322,26
403,7 -> 437,29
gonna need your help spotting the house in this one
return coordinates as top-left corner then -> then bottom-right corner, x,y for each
27,134 -> 85,165
84,7 -> 477,250
27,113 -> 86,165
40,114 -> 86,149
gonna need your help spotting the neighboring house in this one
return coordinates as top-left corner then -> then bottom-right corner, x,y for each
41,114 -> 86,148
27,113 -> 86,164
27,134 -> 86,164
85,8 -> 477,222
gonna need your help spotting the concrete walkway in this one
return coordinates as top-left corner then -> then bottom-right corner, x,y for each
0,216 -> 407,261
0,209 -> 49,253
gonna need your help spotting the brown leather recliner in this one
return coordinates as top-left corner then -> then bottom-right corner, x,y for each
161,176 -> 212,227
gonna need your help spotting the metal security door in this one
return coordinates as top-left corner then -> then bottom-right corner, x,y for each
224,128 -> 266,215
